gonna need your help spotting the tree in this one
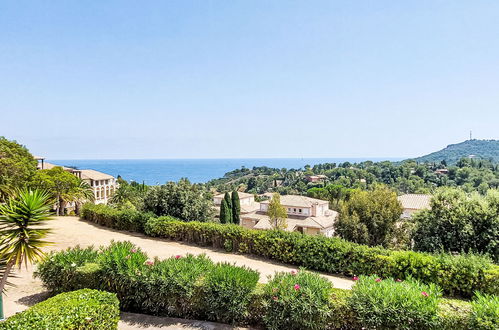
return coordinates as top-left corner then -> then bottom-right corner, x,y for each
268,193 -> 287,230
334,185 -> 403,247
231,191 -> 241,224
223,192 -> 233,223
0,137 -> 38,202
31,167 -> 81,216
142,179 -> 214,221
0,189 -> 53,317
412,188 -> 499,262
220,199 -> 232,224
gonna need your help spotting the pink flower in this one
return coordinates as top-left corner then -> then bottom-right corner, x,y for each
396,279 -> 403,282
375,278 -> 382,282
144,260 -> 154,266
175,255 -> 182,259
294,284 -> 301,291
421,291 -> 429,297
290,269 -> 298,276
125,255 -> 131,259
352,276 -> 359,281
272,296 -> 278,301
130,248 -> 137,253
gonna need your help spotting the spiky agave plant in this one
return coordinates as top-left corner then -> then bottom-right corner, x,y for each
0,189 -> 54,294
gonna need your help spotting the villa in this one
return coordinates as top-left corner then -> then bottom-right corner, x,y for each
35,156 -> 118,205
213,191 -> 260,214
397,194 -> 431,218
240,195 -> 337,236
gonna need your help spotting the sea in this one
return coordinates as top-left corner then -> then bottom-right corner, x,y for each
49,158 -> 402,185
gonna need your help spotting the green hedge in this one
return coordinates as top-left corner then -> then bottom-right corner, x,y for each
0,289 -> 120,329
80,205 -> 499,298
35,242 -> 498,329
81,203 -> 153,232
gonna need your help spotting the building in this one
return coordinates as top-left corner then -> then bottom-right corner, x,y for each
240,195 -> 337,236
306,174 -> 327,183
213,191 -> 260,214
35,156 -> 118,205
397,194 -> 431,219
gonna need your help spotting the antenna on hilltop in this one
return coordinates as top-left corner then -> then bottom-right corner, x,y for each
470,130 -> 473,140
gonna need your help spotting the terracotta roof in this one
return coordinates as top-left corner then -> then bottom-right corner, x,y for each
397,194 -> 431,210
37,162 -> 73,171
79,169 -> 115,181
260,195 -> 328,208
242,210 -> 337,231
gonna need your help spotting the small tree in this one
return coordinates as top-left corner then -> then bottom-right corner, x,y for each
268,193 -> 287,230
0,189 -> 53,317
220,199 -> 232,224
231,191 -> 241,224
223,192 -> 233,223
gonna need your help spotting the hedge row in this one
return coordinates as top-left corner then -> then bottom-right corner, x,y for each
34,242 -> 498,329
0,289 -> 120,329
80,204 -> 499,298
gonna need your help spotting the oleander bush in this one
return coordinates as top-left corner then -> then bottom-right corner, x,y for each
0,289 -> 119,330
262,269 -> 333,330
349,275 -> 442,329
470,292 -> 499,330
35,242 -> 499,329
79,205 -> 499,297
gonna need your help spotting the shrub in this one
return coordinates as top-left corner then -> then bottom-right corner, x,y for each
81,203 -> 153,232
437,299 -> 472,330
470,293 -> 499,330
201,263 -> 259,324
0,289 -> 119,330
262,269 -> 333,330
35,246 -> 99,293
348,275 -> 442,329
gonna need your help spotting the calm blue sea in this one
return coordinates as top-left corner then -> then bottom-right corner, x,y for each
49,158 -> 402,185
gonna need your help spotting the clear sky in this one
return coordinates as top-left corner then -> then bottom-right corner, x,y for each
1,1 -> 498,159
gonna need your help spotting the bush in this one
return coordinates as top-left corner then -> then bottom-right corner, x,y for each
34,246 -> 99,294
262,269 -> 333,330
81,203 -> 153,232
0,289 -> 119,330
349,275 -> 442,329
437,299 -> 472,330
470,293 -> 499,330
201,263 -> 259,324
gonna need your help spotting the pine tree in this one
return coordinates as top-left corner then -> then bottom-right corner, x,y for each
223,192 -> 233,223
220,199 -> 231,224
231,190 -> 241,224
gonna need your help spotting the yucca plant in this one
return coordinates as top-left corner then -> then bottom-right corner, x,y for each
0,189 -> 54,318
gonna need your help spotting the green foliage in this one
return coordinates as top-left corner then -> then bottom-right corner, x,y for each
334,185 -> 403,247
470,293 -> 499,330
307,184 -> 358,210
144,216 -> 499,297
437,299 -> 472,330
412,188 -> 499,262
0,289 -> 120,330
262,270 -> 333,330
201,263 -> 259,323
267,193 -> 287,229
231,190 -> 241,223
0,137 -> 38,202
219,198 -> 231,224
413,139 -> 499,164
81,203 -> 154,232
349,275 -> 441,329
142,178 -> 214,221
223,192 -> 233,222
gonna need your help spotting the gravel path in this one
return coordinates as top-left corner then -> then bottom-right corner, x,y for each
4,216 -> 353,328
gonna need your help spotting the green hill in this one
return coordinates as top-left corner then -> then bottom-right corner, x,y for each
411,139 -> 499,164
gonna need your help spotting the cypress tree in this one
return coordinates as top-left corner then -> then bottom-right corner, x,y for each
220,199 -> 231,224
231,190 -> 241,224
224,192 -> 233,223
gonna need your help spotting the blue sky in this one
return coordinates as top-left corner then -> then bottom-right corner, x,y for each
1,1 -> 498,159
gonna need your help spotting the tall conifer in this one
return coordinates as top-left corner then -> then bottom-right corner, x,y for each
231,191 -> 241,224
223,192 -> 233,223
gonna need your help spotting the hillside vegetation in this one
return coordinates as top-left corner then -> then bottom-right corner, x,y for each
412,139 -> 499,164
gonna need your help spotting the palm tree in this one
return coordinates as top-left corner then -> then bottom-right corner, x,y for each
63,180 -> 95,215
0,189 -> 53,318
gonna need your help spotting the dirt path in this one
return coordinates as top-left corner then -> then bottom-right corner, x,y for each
4,216 -> 353,328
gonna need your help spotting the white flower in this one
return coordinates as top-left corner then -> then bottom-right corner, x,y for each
71,263 -> 76,267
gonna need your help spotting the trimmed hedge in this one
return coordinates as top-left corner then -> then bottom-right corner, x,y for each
80,205 -> 499,298
0,289 -> 119,329
81,203 -> 153,232
35,242 -> 498,329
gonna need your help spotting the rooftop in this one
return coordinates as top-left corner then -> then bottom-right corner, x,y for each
260,195 -> 329,208
397,194 -> 431,210
79,169 -> 115,181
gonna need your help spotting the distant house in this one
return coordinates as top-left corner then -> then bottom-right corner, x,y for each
435,168 -> 449,175
397,194 -> 431,219
213,191 -> 260,215
241,195 -> 337,236
306,174 -> 327,183
35,156 -> 118,205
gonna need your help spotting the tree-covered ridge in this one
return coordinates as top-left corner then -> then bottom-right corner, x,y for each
207,158 -> 499,195
411,139 -> 499,164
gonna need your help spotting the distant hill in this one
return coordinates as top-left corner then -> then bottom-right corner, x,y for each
411,139 -> 499,164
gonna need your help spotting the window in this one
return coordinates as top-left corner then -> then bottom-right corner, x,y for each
299,209 -> 302,213
293,208 -> 296,212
